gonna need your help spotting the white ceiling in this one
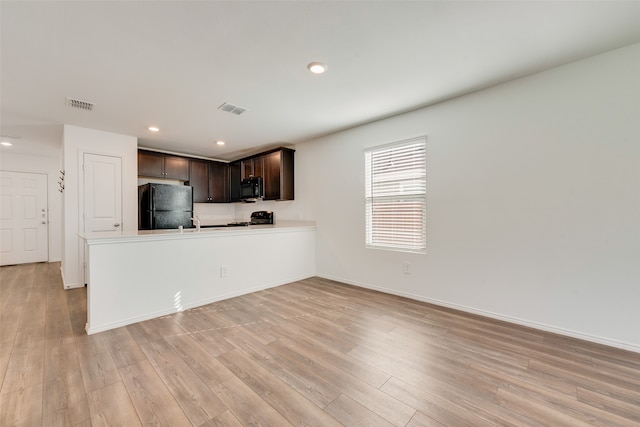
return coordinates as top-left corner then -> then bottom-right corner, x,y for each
2,1 -> 640,161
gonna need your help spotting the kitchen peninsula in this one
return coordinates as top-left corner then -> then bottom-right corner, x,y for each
81,221 -> 315,334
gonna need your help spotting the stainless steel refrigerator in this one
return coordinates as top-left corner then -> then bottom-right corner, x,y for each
138,183 -> 193,229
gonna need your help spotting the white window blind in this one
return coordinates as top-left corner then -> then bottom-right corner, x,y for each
365,136 -> 426,253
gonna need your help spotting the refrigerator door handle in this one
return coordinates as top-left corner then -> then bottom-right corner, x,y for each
151,185 -> 156,229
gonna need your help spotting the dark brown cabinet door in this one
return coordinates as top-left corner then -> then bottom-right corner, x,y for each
163,155 -> 190,181
229,161 -> 241,202
241,160 -> 252,180
138,150 -> 165,178
209,161 -> 229,203
241,156 -> 264,180
262,149 -> 294,200
253,155 -> 264,180
189,159 -> 210,203
280,148 -> 295,200
263,151 -> 281,200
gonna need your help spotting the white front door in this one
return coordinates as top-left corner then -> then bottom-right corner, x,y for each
0,171 -> 49,266
83,153 -> 122,235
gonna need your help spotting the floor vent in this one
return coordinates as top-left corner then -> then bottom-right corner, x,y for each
217,102 -> 247,115
65,97 -> 95,111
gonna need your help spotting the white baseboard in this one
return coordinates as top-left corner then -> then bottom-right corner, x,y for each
60,265 -> 84,289
316,274 -> 640,354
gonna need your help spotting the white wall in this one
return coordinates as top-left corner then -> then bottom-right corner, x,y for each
62,125 -> 138,288
295,42 -> 640,352
0,151 -> 63,262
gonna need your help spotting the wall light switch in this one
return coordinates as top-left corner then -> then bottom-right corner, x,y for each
403,262 -> 411,274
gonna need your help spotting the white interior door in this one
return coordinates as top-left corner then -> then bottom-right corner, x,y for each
0,171 -> 48,266
83,153 -> 122,235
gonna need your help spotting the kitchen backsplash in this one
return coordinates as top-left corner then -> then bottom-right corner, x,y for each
193,199 -> 301,224
193,203 -> 235,224
234,200 -> 300,221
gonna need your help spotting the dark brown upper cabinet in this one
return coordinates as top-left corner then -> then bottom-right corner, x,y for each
189,159 -> 229,203
138,150 -> 189,181
138,147 -> 293,203
237,148 -> 294,201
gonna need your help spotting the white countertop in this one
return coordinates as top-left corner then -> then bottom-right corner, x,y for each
80,220 -> 316,245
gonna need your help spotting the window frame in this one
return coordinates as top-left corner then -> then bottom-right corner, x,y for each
364,136 -> 427,254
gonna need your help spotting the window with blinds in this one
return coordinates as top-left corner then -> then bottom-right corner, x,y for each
365,136 -> 426,253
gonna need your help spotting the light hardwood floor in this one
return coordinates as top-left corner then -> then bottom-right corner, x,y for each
1,262 -> 639,426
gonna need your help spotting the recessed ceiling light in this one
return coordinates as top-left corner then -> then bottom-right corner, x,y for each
1,141 -> 12,146
216,140 -> 225,146
148,126 -> 159,132
307,62 -> 327,74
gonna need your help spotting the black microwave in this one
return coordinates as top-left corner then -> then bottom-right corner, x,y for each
240,176 -> 263,201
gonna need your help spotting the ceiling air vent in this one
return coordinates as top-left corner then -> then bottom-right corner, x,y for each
65,97 -> 95,111
217,102 -> 247,115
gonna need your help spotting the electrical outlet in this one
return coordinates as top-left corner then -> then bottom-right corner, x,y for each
220,265 -> 228,278
403,262 -> 411,274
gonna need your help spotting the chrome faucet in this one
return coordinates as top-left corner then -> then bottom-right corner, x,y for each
192,216 -> 201,232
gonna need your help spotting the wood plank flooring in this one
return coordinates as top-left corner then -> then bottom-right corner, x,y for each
1,262 -> 639,426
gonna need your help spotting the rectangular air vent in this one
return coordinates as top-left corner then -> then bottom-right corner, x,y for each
65,97 -> 95,111
217,102 -> 247,115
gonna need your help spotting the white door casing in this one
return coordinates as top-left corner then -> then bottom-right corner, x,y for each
0,171 -> 49,266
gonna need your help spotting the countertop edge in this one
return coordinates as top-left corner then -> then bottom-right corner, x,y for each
80,221 -> 316,245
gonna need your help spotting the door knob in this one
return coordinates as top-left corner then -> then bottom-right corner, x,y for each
114,223 -> 120,227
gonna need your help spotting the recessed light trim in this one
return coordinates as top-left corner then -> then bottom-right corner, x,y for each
307,62 -> 327,74
148,126 -> 159,132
